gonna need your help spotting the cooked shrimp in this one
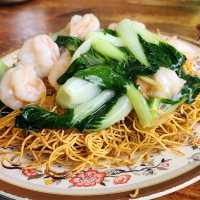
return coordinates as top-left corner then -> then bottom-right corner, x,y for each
48,51 -> 71,90
0,68 -> 24,109
136,78 -> 152,98
0,65 -> 46,110
137,68 -> 186,99
70,13 -> 100,39
151,67 -> 185,99
108,23 -> 118,30
12,65 -> 46,103
18,34 -> 60,78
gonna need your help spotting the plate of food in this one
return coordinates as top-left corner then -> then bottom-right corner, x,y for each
0,13 -> 200,200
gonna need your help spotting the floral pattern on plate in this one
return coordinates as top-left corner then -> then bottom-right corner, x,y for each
0,144 -> 199,191
0,156 -> 177,187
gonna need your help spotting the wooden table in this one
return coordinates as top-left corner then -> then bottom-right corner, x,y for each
0,0 -> 199,199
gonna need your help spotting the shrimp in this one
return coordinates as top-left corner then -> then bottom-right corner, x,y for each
0,68 -> 24,109
108,23 -> 118,30
12,65 -> 46,103
151,67 -> 186,99
18,34 -> 60,78
136,78 -> 152,99
48,51 -> 71,90
0,65 -> 46,110
70,13 -> 100,39
137,68 -> 186,99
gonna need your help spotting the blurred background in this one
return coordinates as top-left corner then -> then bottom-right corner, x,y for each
0,0 -> 199,55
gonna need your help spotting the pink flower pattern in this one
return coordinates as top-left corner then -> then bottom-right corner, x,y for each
1,156 -> 174,187
113,174 -> 131,185
69,169 -> 106,187
22,168 -> 38,178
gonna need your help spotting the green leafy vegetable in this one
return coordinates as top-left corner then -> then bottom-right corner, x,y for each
162,97 -> 187,113
57,32 -> 126,84
16,90 -> 114,130
139,36 -> 186,74
17,65 -> 154,130
75,65 -> 154,127
77,95 -> 132,131
116,19 -> 200,106
149,98 -> 160,119
77,95 -> 121,130
161,97 -> 186,105
180,75 -> 200,103
57,46 -> 140,85
117,19 -> 149,66
70,90 -> 114,127
15,106 -> 73,130
74,65 -> 127,91
138,36 -> 200,104
17,18 -> 200,132
55,35 -> 82,54
56,77 -> 101,108
116,19 -> 186,76
102,28 -> 118,36
57,48 -> 106,84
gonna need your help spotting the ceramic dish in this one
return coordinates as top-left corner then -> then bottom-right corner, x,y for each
0,32 -> 200,200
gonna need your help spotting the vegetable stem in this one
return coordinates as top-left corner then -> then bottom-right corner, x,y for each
116,19 -> 149,66
92,38 -> 126,61
56,77 -> 101,108
86,31 -> 124,47
126,83 -> 153,127
72,90 -> 115,126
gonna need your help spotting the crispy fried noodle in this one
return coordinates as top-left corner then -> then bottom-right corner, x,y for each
0,78 -> 200,175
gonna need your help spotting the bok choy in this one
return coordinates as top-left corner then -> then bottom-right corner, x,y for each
56,77 -> 101,108
116,19 -> 200,104
86,31 -> 124,47
16,90 -> 114,130
16,65 -> 153,130
117,19 -> 149,66
55,35 -> 82,55
116,19 -> 186,74
77,95 -> 132,131
74,65 -> 154,127
15,92 -> 132,131
91,38 -> 126,61
15,18 -> 200,132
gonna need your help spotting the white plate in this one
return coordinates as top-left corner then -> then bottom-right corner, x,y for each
0,36 -> 200,199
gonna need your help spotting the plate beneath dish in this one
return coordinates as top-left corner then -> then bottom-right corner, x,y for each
0,144 -> 200,199
0,36 -> 200,200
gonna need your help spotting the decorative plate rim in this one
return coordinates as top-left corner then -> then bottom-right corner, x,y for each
0,164 -> 199,199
